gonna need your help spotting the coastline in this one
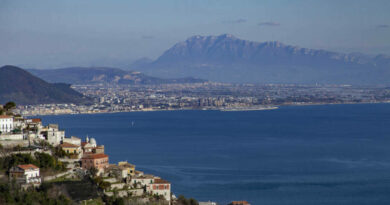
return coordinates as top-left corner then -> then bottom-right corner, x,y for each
21,101 -> 390,117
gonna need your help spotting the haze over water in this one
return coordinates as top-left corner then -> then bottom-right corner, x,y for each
38,104 -> 390,204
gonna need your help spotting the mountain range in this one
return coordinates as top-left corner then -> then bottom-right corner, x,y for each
132,34 -> 390,85
0,65 -> 90,105
28,67 -> 206,85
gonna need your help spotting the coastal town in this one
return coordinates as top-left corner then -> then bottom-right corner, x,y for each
14,83 -> 390,116
0,102 -> 250,205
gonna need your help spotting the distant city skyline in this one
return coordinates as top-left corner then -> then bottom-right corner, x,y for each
0,0 -> 389,68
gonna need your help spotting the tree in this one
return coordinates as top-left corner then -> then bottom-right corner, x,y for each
89,167 -> 98,177
177,195 -> 199,205
3,101 -> 16,111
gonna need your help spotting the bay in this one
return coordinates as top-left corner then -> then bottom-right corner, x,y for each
38,104 -> 390,205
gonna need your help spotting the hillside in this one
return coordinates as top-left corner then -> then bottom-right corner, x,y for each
0,65 -> 90,105
133,34 -> 390,85
28,67 -> 206,85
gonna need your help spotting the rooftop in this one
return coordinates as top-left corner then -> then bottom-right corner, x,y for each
229,201 -> 250,205
154,178 -> 170,184
31,118 -> 41,123
60,142 -> 80,148
82,153 -> 108,159
18,164 -> 39,170
0,115 -> 12,119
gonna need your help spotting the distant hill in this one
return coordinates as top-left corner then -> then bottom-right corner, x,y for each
133,34 -> 390,85
28,67 -> 206,85
0,65 -> 90,105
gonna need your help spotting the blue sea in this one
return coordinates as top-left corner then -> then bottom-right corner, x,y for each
38,104 -> 390,205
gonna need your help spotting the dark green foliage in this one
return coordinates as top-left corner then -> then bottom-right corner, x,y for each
53,146 -> 68,158
51,180 -> 100,201
94,176 -> 111,191
113,197 -> 125,205
0,182 -> 71,205
88,167 -> 98,177
0,153 -> 66,172
4,101 -> 16,111
177,195 -> 198,205
12,127 -> 22,134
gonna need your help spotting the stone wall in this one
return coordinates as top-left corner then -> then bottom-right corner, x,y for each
0,140 -> 29,148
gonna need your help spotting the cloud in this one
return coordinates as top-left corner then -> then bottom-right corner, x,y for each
376,24 -> 390,29
141,35 -> 154,39
223,18 -> 247,24
258,21 -> 280,27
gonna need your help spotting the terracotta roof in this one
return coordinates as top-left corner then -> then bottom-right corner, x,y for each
0,115 -> 12,119
18,164 -> 39,170
82,153 -> 108,159
154,178 -> 170,184
31,118 -> 41,123
118,162 -> 135,168
81,142 -> 95,148
229,201 -> 250,205
60,142 -> 80,148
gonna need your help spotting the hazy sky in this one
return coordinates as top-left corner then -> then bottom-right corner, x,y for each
1,0 -> 390,68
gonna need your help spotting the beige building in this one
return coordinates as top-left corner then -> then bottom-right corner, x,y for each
118,161 -> 135,176
60,142 -> 82,155
81,153 -> 109,173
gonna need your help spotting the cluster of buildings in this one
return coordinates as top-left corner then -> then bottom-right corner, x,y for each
2,114 -> 250,204
14,83 -> 390,116
0,114 -> 172,202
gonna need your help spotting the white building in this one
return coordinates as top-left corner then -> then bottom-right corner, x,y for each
0,115 -> 14,134
46,124 -> 65,145
63,136 -> 81,146
131,174 -> 155,187
9,164 -> 41,185
148,178 -> 171,202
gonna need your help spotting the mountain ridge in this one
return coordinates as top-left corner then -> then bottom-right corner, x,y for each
28,67 -> 206,85
133,34 -> 390,85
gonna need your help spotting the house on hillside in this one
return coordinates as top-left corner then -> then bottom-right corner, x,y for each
118,161 -> 135,176
148,178 -> 171,202
81,153 -> 109,174
0,115 -> 14,134
9,164 -> 41,188
60,142 -> 82,155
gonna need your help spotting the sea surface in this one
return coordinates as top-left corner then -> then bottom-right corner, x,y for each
38,104 -> 390,205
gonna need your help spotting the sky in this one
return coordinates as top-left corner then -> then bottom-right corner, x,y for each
0,0 -> 390,69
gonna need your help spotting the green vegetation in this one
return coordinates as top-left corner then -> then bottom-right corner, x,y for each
93,176 -> 111,191
176,195 -> 198,205
0,153 -> 66,173
4,101 -> 16,111
0,182 -> 71,205
0,101 -> 16,115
